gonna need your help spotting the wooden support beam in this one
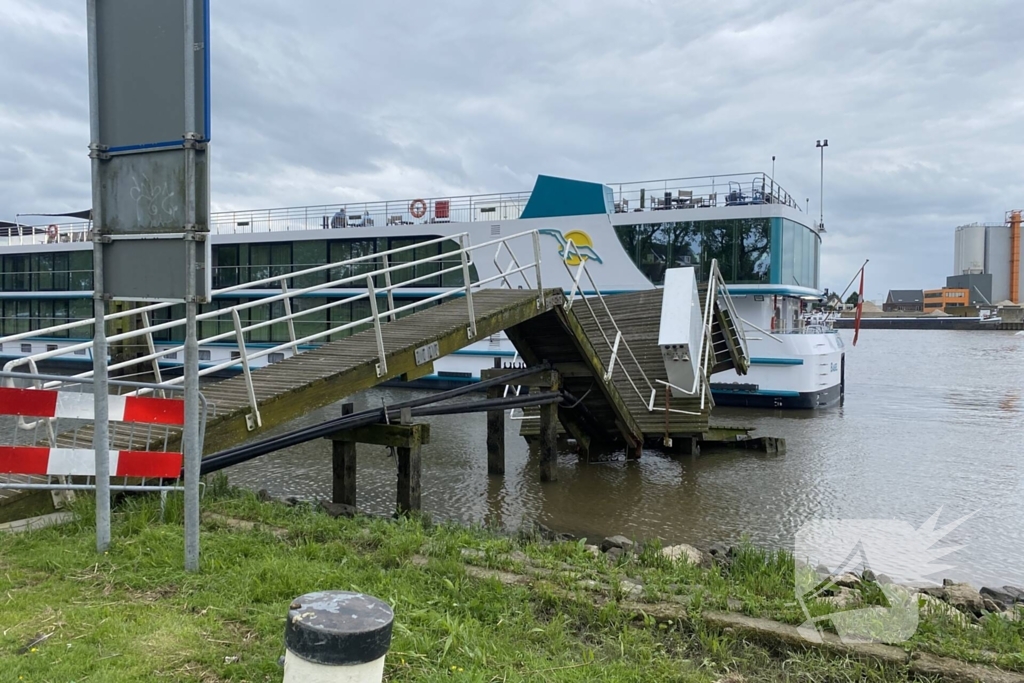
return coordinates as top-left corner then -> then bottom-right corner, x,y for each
486,384 -> 505,476
401,361 -> 434,382
480,368 -> 561,389
327,423 -> 430,448
332,403 -> 356,507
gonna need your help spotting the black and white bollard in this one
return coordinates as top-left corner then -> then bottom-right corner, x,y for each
284,591 -> 394,683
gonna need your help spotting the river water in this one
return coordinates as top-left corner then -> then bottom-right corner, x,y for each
228,329 -> 1024,587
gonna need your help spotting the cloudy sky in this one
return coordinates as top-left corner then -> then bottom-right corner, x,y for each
2,0 -> 1022,299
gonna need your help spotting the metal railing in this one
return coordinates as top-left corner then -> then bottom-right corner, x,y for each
559,238 -> 657,411
2,172 -> 804,247
609,172 -> 802,213
0,230 -> 545,431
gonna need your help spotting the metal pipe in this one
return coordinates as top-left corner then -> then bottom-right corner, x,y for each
199,391 -> 563,475
183,0 -> 200,574
86,0 -> 111,554
198,364 -> 548,474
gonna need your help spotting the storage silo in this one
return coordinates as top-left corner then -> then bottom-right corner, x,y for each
986,224 -> 1012,302
953,224 -> 986,275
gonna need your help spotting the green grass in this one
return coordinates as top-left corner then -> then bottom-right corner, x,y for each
0,486 -> 1018,681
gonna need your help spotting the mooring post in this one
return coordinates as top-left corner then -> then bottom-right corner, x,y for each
396,444 -> 421,513
486,361 -> 505,475
396,409 -> 422,514
284,590 -> 394,683
539,373 -> 559,482
332,403 -> 356,507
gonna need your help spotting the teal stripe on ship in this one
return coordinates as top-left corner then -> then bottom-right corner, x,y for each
749,357 -> 804,366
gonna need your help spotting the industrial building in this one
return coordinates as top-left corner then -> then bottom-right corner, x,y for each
952,211 -> 1022,303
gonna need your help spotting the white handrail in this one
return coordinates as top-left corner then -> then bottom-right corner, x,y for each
557,238 -> 656,410
1,229 -> 547,422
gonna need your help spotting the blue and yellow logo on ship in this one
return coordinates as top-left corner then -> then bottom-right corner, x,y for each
538,229 -> 603,267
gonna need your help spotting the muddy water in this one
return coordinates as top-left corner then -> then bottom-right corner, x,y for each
227,329 -> 1024,587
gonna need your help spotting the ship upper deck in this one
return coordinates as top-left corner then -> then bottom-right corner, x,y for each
2,172 -> 803,248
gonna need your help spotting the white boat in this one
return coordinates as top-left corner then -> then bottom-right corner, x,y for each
0,172 -> 842,408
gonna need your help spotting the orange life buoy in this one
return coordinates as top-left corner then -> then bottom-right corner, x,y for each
47,224 -> 59,241
409,199 -> 427,219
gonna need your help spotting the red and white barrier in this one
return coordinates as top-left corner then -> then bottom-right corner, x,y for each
0,447 -> 182,479
0,387 -> 184,425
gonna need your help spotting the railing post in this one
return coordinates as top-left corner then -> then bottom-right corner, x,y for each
380,253 -> 396,321
280,281 -> 299,354
366,275 -> 388,377
231,309 -> 262,431
604,330 -> 622,382
532,230 -> 545,308
459,234 -> 477,339
139,309 -> 164,387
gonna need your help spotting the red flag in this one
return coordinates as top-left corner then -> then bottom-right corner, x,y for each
853,267 -> 865,346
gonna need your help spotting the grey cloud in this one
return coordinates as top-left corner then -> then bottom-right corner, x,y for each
2,0 -> 1023,296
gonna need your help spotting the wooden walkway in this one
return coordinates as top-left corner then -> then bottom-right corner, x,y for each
2,289 -> 566,521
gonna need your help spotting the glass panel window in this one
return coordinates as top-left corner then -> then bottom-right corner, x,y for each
292,240 -> 327,289
293,297 -> 329,342
69,251 -> 94,291
214,245 -> 240,289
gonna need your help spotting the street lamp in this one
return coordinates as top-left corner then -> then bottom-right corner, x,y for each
816,139 -> 828,232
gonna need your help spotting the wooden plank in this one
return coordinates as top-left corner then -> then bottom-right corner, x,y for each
328,423 -> 430,448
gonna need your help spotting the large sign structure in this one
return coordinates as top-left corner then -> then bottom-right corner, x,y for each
87,0 -> 209,571
91,0 -> 212,301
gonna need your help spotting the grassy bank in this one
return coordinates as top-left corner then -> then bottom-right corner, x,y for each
1,486 -> 1021,682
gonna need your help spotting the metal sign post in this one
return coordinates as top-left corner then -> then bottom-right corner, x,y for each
86,0 -> 211,571
182,0 -> 202,573
86,0 -> 111,554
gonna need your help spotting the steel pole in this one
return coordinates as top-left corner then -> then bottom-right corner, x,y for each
86,0 -> 111,553
819,145 -> 824,230
182,0 -> 201,572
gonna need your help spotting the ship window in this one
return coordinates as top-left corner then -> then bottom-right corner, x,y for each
2,255 -> 30,291
292,297 -> 329,341
68,251 -> 94,290
329,239 -> 380,284
779,219 -> 820,289
292,240 -> 328,288
213,245 -> 240,288
614,218 -> 771,286
248,243 -> 293,283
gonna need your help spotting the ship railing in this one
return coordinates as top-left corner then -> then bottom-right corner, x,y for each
0,230 -> 546,432
209,190 -> 532,235
648,259 -> 750,417
610,172 -> 802,214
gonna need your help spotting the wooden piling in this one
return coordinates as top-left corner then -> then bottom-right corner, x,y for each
486,384 -> 505,476
331,403 -> 356,507
327,421 -> 429,515
396,442 -> 422,514
539,400 -> 558,482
